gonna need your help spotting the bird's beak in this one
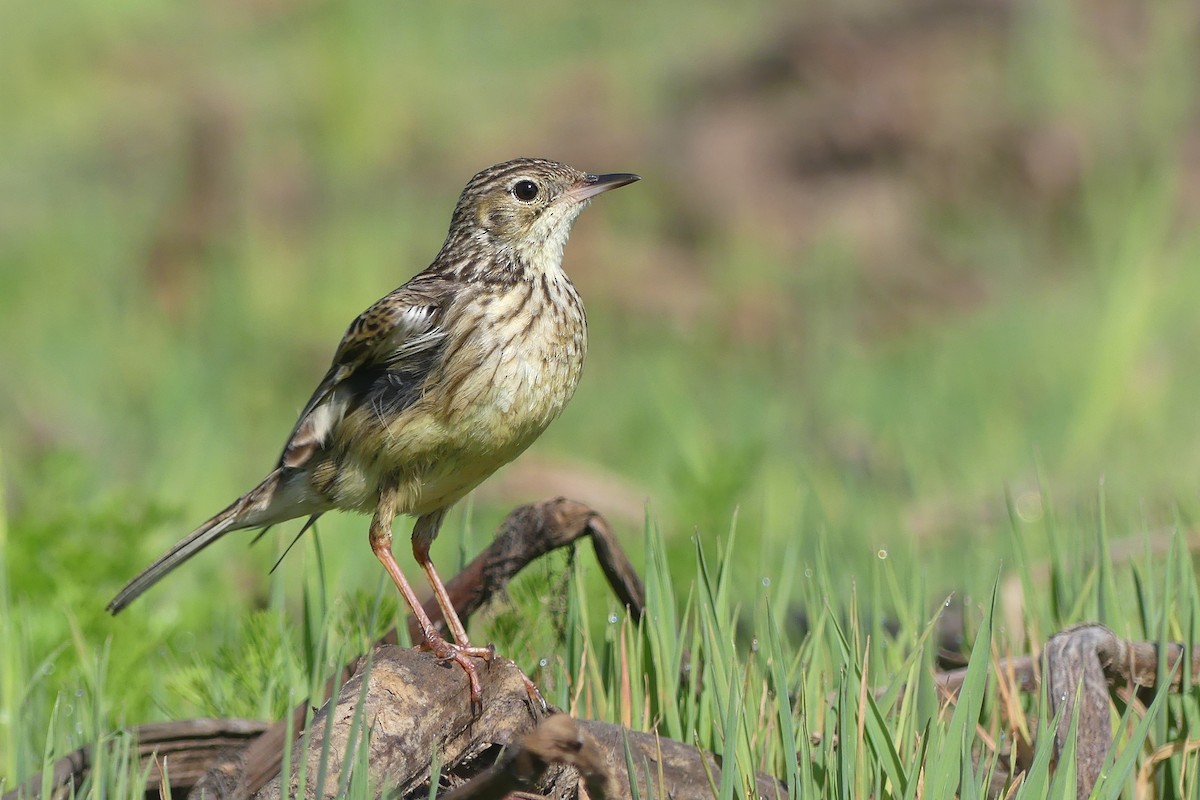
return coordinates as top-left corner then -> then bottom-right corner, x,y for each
568,172 -> 641,202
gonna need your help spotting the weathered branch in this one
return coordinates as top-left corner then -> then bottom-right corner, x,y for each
248,646 -> 786,800
437,714 -> 615,800
2,719 -> 267,800
933,623 -> 1200,799
403,497 -> 645,642
253,646 -> 543,799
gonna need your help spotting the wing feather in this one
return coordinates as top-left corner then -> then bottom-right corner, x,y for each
277,279 -> 453,470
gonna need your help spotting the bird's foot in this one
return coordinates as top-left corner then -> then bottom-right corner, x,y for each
420,634 -> 496,715
418,634 -> 548,715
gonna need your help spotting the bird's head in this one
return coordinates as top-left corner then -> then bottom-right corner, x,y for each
449,158 -> 639,269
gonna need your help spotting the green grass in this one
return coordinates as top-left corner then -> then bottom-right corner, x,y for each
5,0 -> 1200,796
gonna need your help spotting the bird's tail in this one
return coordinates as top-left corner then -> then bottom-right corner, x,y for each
107,469 -> 293,614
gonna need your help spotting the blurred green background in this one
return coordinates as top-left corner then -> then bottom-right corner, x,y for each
3,0 -> 1200,782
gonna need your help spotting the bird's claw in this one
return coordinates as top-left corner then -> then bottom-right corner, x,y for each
420,635 -> 496,716
418,636 -> 547,716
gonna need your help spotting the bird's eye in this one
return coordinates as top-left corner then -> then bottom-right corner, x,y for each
512,179 -> 539,202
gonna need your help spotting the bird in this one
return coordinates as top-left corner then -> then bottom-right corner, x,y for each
107,157 -> 640,711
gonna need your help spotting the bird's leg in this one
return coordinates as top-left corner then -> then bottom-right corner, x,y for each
414,509 -> 547,712
412,509 -> 493,657
369,491 -> 486,713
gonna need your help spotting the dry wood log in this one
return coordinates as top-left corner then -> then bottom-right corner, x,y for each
1,719 -> 267,800
247,646 -> 786,800
437,713 -> 616,800
578,720 -> 787,799
933,623 -> 1200,799
251,646 -> 542,799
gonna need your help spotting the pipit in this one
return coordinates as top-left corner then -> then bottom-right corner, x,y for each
108,157 -> 639,711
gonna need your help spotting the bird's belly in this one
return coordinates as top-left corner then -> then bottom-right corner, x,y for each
439,294 -> 586,450
453,346 -> 582,443
329,306 -> 585,516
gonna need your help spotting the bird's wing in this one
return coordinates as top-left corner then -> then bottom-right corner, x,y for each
278,279 -> 451,470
